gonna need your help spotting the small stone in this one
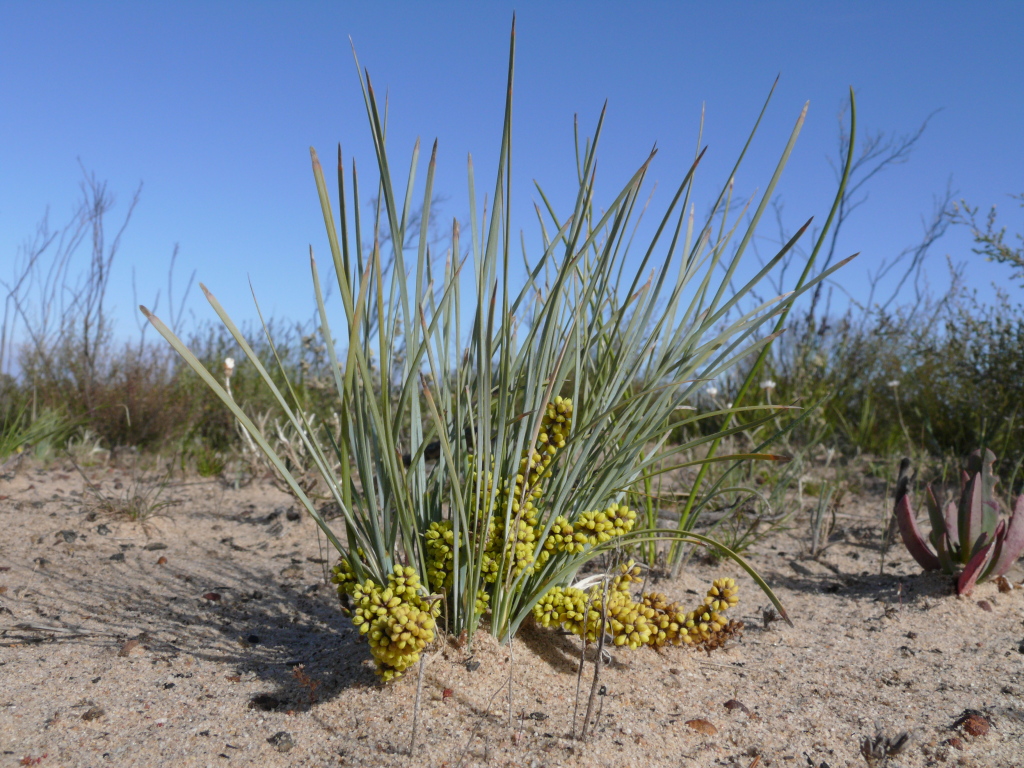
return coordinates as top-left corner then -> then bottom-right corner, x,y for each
81,706 -> 105,721
143,542 -> 167,551
203,592 -> 222,602
57,530 -> 78,543
464,660 -> 480,672
267,731 -> 294,753
108,552 -> 125,562
96,524 -> 110,535
977,600 -> 993,612
118,638 -> 140,657
961,714 -> 990,737
247,634 -> 260,644
286,509 -> 301,521
723,699 -> 750,714
156,556 -> 168,565
685,719 -> 718,735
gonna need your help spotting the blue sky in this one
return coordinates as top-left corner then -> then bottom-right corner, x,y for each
2,2 -> 1022,344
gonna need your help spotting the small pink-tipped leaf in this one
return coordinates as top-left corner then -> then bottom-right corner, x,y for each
924,485 -> 946,541
895,495 -> 941,571
957,525 -> 997,595
924,485 -> 954,571
959,473 -> 984,565
989,495 -> 1024,578
944,500 -> 960,550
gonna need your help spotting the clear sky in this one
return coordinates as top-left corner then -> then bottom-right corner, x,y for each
2,2 -> 1022,343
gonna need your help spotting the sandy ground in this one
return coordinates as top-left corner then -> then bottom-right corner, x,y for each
2,458 -> 1023,768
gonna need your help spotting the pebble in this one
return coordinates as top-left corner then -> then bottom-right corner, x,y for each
81,706 -> 105,721
96,524 -> 111,535
267,731 -> 294,753
57,530 -> 78,543
109,552 -> 125,562
961,714 -> 990,737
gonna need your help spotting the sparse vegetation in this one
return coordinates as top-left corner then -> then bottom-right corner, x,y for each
2,14 -> 1023,768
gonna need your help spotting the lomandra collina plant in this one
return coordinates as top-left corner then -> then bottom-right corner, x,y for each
144,21 -> 855,681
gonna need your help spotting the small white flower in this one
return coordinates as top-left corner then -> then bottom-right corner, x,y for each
224,357 -> 236,378
887,380 -> 900,388
760,379 -> 776,391
726,401 -> 733,409
706,386 -> 719,398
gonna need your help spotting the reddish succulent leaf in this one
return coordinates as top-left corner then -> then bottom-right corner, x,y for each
895,495 -> 941,571
959,473 -> 984,564
989,494 -> 1024,578
944,500 -> 960,549
924,485 -> 946,543
685,719 -> 718,735
957,524 -> 999,595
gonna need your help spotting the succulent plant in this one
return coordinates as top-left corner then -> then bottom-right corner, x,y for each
895,449 -> 1024,595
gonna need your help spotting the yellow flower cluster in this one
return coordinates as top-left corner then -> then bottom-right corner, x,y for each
331,564 -> 441,681
542,502 -> 637,558
424,520 -> 458,592
532,562 -> 740,652
480,397 -> 575,580
330,554 -> 360,598
419,399 -> 644,620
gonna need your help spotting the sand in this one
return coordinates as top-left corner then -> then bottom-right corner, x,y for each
2,457 -> 1023,767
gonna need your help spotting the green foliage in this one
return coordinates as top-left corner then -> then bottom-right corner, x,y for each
0,399 -> 75,461
142,21 -> 862,679
953,193 -> 1024,282
192,444 -> 226,477
755,291 -> 1024,482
